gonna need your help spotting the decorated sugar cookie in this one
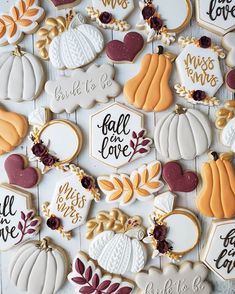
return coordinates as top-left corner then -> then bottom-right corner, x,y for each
28,107 -> 51,127
0,183 -> 41,251
5,154 -> 41,189
0,107 -> 28,156
37,12 -> 104,69
175,36 -> 225,106
201,219 -> 235,281
106,32 -> 144,63
222,32 -> 235,68
50,0 -> 81,9
68,252 -> 134,293
163,162 -> 199,193
154,105 -> 212,160
43,164 -> 100,240
98,161 -> 163,206
87,209 -> 147,274
225,69 -> 235,93
86,0 -> 134,31
197,152 -> 235,219
0,46 -> 44,102
144,192 -> 201,260
0,0 -> 45,46
9,238 -> 68,294
29,108 -> 82,173
136,262 -> 212,294
124,47 -> 176,112
90,103 -> 152,168
45,64 -> 121,114
196,0 -> 235,36
136,0 -> 192,44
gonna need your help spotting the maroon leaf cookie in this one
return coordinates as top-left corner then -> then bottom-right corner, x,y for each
5,154 -> 40,189
68,252 -> 134,293
50,0 -> 80,9
162,161 -> 198,193
106,32 -> 144,63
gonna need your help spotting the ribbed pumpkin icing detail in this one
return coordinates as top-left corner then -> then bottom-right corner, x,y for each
0,108 -> 28,155
197,152 -> 235,219
124,49 -> 175,112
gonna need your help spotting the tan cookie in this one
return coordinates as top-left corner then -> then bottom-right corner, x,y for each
0,108 -> 28,155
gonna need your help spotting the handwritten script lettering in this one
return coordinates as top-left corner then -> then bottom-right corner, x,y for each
207,0 -> 235,21
102,0 -> 128,9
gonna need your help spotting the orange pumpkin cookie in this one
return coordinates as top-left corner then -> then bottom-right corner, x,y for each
124,47 -> 176,112
0,108 -> 28,155
196,152 -> 235,219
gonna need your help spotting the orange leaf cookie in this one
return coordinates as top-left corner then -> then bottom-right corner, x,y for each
196,152 -> 235,219
0,108 -> 28,155
124,46 -> 176,112
0,0 -> 45,46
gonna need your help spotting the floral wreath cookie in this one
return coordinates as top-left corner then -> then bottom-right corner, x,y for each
36,11 -> 104,69
87,208 -> 147,275
0,0 -> 45,46
175,36 -> 225,106
86,0 -> 134,31
144,192 -> 201,260
68,252 -> 134,293
136,0 -> 192,44
29,108 -> 83,173
9,238 -> 68,294
0,183 -> 41,251
42,164 -> 100,240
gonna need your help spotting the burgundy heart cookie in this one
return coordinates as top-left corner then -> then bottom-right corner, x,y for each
106,32 -> 144,63
163,162 -> 199,193
5,154 -> 40,189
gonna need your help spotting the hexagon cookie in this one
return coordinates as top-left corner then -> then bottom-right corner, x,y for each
201,219 -> 235,280
86,0 -> 134,31
175,36 -> 225,106
0,184 -> 41,251
90,103 -> 152,168
196,0 -> 235,36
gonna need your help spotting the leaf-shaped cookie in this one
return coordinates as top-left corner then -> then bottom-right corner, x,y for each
98,161 -> 164,206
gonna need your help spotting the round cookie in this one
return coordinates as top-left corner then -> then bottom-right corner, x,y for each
5,154 -> 41,189
154,105 -> 212,160
225,69 -> 235,93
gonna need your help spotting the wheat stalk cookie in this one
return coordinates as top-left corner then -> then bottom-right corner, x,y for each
0,0 -> 45,46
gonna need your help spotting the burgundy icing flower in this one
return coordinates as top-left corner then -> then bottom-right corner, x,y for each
47,216 -> 60,230
157,240 -> 171,254
32,143 -> 47,157
192,90 -> 207,101
153,224 -> 167,241
41,154 -> 57,167
142,5 -> 155,20
199,36 -> 211,48
99,11 -> 112,24
150,16 -> 163,31
81,176 -> 94,190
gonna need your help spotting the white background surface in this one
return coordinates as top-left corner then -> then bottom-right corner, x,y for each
0,0 -> 234,293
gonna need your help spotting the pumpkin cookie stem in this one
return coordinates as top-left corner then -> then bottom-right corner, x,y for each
13,45 -> 24,57
209,151 -> 219,161
174,104 -> 187,114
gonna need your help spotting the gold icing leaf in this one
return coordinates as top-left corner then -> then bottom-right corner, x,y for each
11,7 -> 19,20
215,100 -> 235,129
26,0 -> 35,7
113,177 -> 123,189
109,190 -> 122,201
133,173 -> 140,189
123,190 -> 133,204
146,181 -> 161,189
17,19 -> 32,26
123,177 -> 133,191
149,162 -> 160,179
2,15 -> 15,23
141,169 -> 148,184
19,0 -> 26,14
9,22 -> 17,37
24,8 -> 39,17
98,180 -> 114,191
136,188 -> 151,197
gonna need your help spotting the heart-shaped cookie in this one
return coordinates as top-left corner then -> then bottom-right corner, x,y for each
5,154 -> 41,189
162,162 -> 198,193
106,32 -> 144,63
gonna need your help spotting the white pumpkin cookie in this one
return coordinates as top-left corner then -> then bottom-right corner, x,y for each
9,238 -> 68,294
136,0 -> 192,44
87,209 -> 147,275
0,183 -> 41,251
98,161 -> 163,206
37,11 -> 104,69
42,164 -> 100,240
154,105 -> 212,160
175,36 -> 225,106
29,109 -> 83,173
136,261 -> 212,294
0,0 -> 45,46
143,192 -> 201,260
68,252 -> 134,293
0,46 -> 44,102
45,64 -> 121,114
86,0 -> 134,31
222,32 -> 235,68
